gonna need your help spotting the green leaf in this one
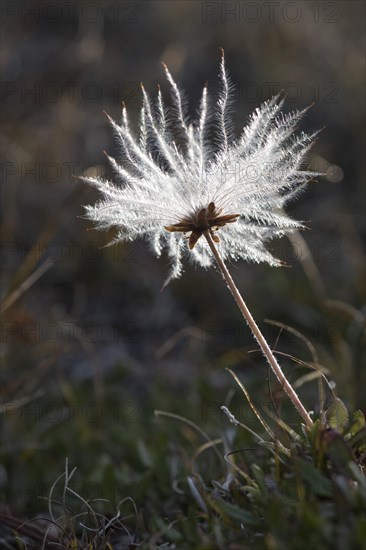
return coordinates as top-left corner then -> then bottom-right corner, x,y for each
208,498 -> 260,528
345,410 -> 365,440
326,398 -> 349,432
325,432 -> 354,469
155,517 -> 183,542
348,426 -> 366,454
293,457 -> 332,498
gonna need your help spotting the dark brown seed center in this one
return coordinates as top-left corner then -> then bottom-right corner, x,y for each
164,201 -> 239,249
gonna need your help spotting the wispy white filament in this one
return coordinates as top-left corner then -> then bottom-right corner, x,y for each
83,53 -> 317,286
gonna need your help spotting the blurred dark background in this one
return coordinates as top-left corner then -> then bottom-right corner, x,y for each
1,0 -> 365,515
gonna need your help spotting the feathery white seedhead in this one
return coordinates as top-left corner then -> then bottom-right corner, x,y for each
83,52 -> 317,287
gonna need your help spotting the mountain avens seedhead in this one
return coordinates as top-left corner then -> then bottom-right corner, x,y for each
83,52 -> 317,428
83,52 -> 317,288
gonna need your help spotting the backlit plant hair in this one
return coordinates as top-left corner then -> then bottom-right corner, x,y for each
83,51 -> 318,428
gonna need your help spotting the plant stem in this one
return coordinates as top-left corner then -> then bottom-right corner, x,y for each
204,230 -> 313,429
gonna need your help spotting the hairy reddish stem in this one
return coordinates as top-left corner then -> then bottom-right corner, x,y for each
204,230 -> 313,429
